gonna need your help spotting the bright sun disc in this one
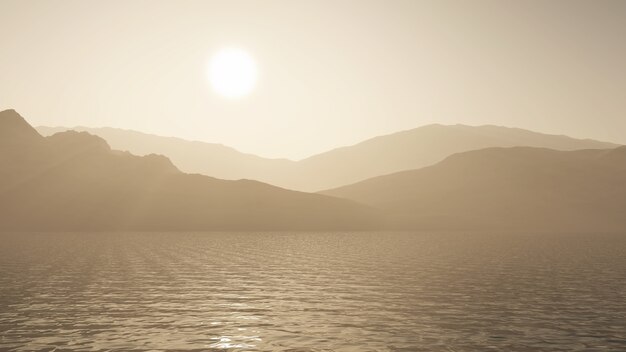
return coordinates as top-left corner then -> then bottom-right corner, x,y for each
209,48 -> 257,99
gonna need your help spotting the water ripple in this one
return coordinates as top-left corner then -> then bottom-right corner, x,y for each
0,232 -> 624,351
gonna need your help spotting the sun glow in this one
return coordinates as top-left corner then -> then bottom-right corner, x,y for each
209,48 -> 258,99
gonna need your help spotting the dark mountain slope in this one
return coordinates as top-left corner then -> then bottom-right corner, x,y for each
37,124 -> 619,192
295,124 -> 619,191
322,146 -> 626,231
1,110 -> 381,231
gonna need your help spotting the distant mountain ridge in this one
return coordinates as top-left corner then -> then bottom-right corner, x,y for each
38,124 -> 619,191
322,146 -> 626,231
1,109 -> 43,145
7,109 -> 626,231
2,110 -> 381,230
37,125 -> 294,181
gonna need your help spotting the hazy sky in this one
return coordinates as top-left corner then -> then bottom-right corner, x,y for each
1,0 -> 625,159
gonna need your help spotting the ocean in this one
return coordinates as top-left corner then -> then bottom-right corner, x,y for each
1,231 -> 624,351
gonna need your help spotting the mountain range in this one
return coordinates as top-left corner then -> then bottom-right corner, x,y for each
37,124 -> 617,192
5,109 -> 625,231
322,146 -> 626,231
1,109 -> 380,230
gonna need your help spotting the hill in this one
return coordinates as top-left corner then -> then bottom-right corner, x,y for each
2,110 -> 381,231
322,146 -> 626,231
37,124 -> 619,192
36,125 -> 294,181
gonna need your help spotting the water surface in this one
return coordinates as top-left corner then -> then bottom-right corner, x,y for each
0,232 -> 624,351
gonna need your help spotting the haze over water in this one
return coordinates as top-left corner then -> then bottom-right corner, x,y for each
2,1 -> 626,351
1,232 -> 624,351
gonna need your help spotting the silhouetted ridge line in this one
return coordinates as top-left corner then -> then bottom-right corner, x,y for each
1,110 -> 382,231
322,146 -> 626,231
38,122 -> 619,191
1,109 -> 44,144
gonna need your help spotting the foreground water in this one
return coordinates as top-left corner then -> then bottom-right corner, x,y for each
0,232 -> 624,351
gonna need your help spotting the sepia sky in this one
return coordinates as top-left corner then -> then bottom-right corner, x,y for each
1,0 -> 625,159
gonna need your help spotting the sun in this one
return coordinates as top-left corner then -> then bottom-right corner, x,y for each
208,48 -> 258,99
